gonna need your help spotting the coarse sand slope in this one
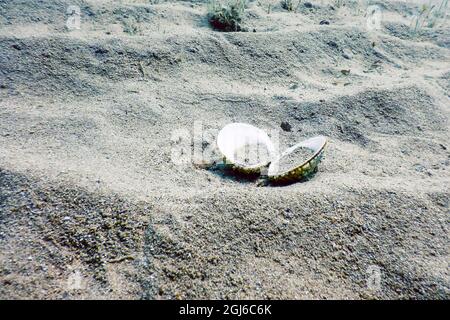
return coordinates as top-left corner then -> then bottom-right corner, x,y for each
0,0 -> 449,299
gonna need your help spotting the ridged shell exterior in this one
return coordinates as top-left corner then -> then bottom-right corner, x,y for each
269,149 -> 325,183
268,141 -> 327,183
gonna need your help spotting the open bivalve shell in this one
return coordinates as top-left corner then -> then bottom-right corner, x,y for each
217,123 -> 276,174
268,136 -> 328,183
217,123 -> 327,183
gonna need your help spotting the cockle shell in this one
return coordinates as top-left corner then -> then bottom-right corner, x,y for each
217,123 -> 276,174
267,136 -> 328,183
217,123 -> 327,182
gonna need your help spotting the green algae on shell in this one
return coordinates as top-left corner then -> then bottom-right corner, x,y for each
267,136 -> 328,183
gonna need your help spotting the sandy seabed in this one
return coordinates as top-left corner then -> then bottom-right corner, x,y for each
0,0 -> 449,299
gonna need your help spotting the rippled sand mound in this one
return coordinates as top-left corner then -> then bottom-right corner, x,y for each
0,0 -> 449,299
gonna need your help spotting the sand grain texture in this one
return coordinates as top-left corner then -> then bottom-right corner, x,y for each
0,0 -> 449,299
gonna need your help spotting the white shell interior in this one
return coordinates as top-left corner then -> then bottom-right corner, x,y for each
217,123 -> 276,168
268,136 -> 327,176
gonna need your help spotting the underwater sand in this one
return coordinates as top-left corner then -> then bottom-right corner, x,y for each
0,0 -> 449,299
277,146 -> 315,173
